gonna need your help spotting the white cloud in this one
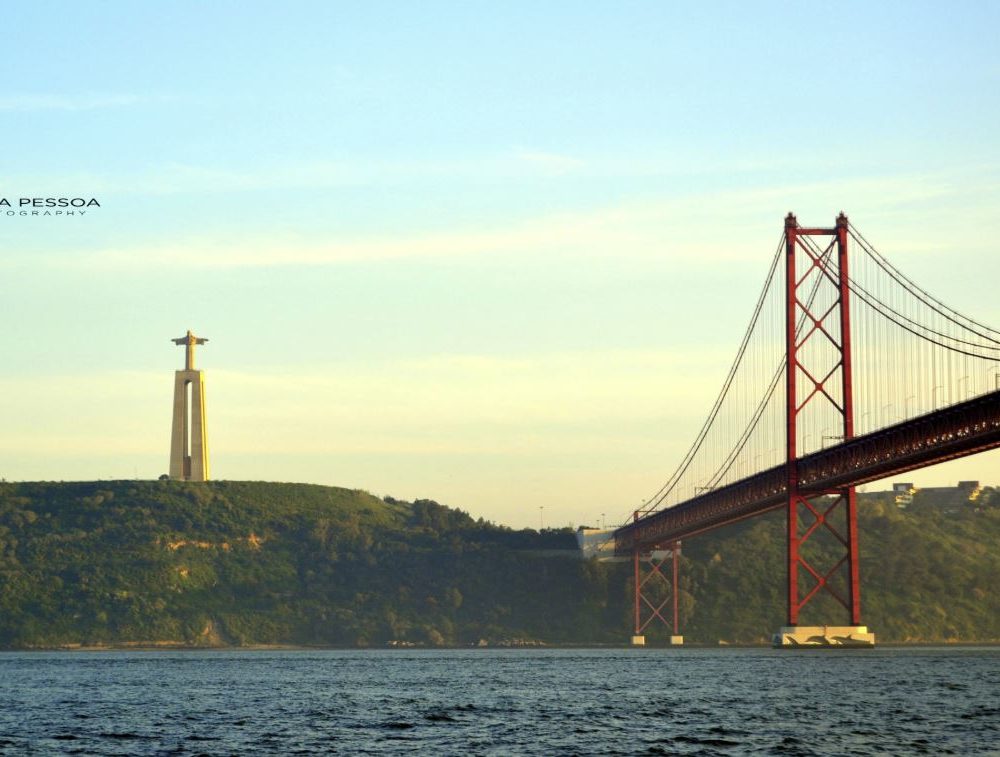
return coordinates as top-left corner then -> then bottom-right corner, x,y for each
0,93 -> 167,112
27,169 -> 990,272
59,207 -> 665,269
0,149 -> 589,198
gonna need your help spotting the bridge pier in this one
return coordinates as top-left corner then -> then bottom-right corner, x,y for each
631,525 -> 683,645
772,626 -> 875,648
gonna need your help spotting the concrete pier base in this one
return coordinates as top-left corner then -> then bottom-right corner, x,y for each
669,635 -> 684,645
630,635 -> 646,646
772,626 -> 875,648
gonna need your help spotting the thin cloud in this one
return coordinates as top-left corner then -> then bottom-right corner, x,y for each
0,93 -> 168,112
0,149 -> 588,197
0,350 -> 722,463
513,149 -> 586,176
1,147 -> 986,206
34,171 -> 980,271
67,209 -> 656,268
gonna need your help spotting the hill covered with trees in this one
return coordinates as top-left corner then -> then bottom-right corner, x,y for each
0,480 -> 997,647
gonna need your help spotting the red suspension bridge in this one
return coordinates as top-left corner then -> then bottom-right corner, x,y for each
614,213 -> 1000,646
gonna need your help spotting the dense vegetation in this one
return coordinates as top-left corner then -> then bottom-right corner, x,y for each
0,480 -> 997,647
678,489 -> 1000,643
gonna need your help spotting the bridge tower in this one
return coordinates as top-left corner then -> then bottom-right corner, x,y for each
615,212 -> 1000,646
169,330 -> 210,482
630,525 -> 682,646
777,213 -> 874,646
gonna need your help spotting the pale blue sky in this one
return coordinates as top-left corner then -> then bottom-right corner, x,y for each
2,1 -> 1000,527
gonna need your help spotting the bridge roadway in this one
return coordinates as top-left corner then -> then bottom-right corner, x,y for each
615,389 -> 1000,554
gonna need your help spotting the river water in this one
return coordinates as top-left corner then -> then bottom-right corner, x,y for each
0,648 -> 997,755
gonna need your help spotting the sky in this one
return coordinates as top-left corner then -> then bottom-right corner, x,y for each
2,1 -> 1000,529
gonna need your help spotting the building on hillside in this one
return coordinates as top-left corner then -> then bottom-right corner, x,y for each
889,480 -> 981,512
576,527 -> 626,561
892,482 -> 916,507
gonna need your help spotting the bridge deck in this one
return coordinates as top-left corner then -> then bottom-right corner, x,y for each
614,390 -> 1000,554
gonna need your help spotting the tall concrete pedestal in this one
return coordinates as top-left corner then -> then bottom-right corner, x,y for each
169,370 -> 209,481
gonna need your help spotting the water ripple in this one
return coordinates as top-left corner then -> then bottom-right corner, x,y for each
0,648 -> 997,755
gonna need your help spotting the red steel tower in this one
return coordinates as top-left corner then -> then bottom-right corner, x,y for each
778,213 -> 872,646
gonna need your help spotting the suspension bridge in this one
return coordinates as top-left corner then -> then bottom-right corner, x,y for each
614,213 -> 1000,647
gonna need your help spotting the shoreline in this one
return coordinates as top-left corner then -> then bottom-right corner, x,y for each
3,640 -> 999,652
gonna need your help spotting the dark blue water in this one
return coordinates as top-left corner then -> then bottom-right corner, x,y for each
0,648 -> 997,755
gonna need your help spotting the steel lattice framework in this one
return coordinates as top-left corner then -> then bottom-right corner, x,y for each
783,213 -> 859,625
617,213 -> 1000,640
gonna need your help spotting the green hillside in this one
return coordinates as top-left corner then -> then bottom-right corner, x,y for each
677,491 -> 1000,643
0,480 -> 613,648
0,480 -> 997,647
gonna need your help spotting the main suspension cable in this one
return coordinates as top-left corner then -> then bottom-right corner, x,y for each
637,234 -> 784,515
849,226 -> 1000,344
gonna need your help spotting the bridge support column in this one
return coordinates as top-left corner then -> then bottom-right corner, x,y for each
630,516 -> 682,645
632,545 -> 644,645
776,488 -> 872,646
670,540 -> 682,645
780,213 -> 873,646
